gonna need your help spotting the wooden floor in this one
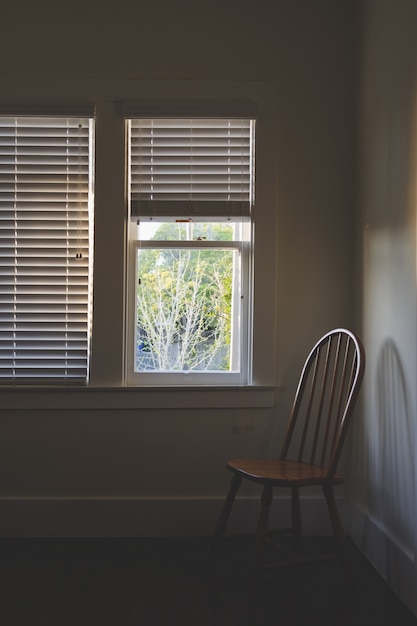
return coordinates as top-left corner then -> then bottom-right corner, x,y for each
0,535 -> 416,626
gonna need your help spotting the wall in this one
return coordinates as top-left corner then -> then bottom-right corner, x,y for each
0,1 -> 357,537
352,0 -> 417,614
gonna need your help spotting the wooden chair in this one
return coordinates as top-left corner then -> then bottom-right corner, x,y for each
214,328 -> 365,570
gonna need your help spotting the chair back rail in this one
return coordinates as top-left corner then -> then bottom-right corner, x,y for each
280,329 -> 365,478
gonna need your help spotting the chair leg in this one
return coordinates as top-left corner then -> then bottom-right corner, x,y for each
254,484 -> 272,560
291,486 -> 302,538
213,473 -> 242,543
323,483 -> 352,576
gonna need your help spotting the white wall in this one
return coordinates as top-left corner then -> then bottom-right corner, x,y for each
352,0 -> 417,614
0,0 -> 358,538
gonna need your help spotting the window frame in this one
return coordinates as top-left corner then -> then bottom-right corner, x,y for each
126,229 -> 252,386
124,110 -> 256,387
88,86 -> 277,391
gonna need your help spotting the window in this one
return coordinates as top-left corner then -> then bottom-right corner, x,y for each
0,115 -> 94,384
126,116 -> 255,386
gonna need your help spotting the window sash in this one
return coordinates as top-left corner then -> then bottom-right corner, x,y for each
126,238 -> 250,386
0,116 -> 94,383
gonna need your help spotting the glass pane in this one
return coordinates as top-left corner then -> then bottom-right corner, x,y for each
138,221 -> 235,241
135,247 -> 240,373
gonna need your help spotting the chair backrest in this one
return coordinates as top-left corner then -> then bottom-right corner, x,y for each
280,328 -> 365,478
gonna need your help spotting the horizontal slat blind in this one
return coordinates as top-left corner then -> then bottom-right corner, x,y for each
0,116 -> 93,383
129,118 -> 254,218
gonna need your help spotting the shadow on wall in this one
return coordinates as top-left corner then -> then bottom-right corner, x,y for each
367,338 -> 415,560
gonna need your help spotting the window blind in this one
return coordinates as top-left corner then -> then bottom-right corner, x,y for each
129,118 -> 254,219
0,116 -> 93,383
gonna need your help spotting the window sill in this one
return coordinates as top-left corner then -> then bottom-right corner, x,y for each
0,385 -> 277,410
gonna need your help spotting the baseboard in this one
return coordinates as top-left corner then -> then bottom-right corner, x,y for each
0,495 -> 350,538
349,500 -> 416,616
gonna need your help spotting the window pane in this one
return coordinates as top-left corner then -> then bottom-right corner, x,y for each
135,247 -> 240,373
137,220 -> 237,242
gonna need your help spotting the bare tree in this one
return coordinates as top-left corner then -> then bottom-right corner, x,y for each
136,247 -> 233,371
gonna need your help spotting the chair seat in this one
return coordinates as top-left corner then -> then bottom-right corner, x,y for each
227,458 -> 343,487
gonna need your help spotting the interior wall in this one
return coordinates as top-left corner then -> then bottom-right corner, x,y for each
352,0 -> 417,614
0,0 -> 358,537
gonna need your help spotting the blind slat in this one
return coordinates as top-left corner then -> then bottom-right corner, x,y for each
0,116 -> 93,384
129,118 -> 255,217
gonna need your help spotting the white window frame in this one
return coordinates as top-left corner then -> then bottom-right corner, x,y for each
124,109 -> 256,387
85,86 -> 276,391
126,229 -> 252,386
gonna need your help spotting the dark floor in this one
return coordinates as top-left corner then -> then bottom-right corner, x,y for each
0,535 -> 416,626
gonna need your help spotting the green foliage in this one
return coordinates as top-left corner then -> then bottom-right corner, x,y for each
136,223 -> 235,372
